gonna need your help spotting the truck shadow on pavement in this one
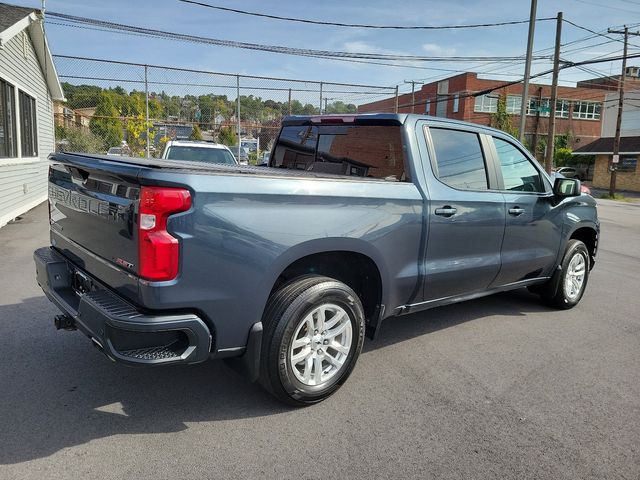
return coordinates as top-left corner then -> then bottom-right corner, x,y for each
0,289 -> 552,465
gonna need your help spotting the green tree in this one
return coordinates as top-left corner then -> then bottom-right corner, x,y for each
190,124 -> 203,140
90,92 -> 123,149
56,126 -> 104,153
490,94 -> 519,138
218,126 -> 237,146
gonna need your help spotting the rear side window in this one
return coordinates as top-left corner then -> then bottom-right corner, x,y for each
429,127 -> 488,190
272,124 -> 407,181
493,137 -> 544,192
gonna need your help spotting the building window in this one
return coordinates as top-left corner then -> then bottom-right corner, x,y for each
618,155 -> 638,172
0,78 -> 17,158
555,99 -> 570,118
425,98 -> 430,115
474,94 -> 498,113
452,94 -> 459,113
506,95 -> 522,114
527,97 -> 550,116
19,91 -> 37,157
572,100 -> 601,120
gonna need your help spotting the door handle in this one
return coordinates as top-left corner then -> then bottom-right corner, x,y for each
508,207 -> 525,216
435,206 -> 457,217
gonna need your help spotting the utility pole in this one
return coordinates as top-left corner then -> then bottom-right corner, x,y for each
545,11 -> 563,174
394,86 -> 399,113
532,86 -> 543,156
404,80 -> 424,113
519,0 -> 537,143
607,26 -> 640,196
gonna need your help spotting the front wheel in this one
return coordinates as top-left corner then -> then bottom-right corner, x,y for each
259,276 -> 365,406
539,239 -> 590,309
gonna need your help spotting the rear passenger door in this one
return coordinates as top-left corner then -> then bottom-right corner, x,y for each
420,125 -> 505,302
487,136 -> 562,286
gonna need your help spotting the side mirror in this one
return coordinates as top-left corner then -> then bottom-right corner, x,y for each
554,177 -> 581,197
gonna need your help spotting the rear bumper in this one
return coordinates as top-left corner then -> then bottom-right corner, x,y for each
34,247 -> 212,366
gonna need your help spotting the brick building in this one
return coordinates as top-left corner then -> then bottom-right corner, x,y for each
358,72 -> 607,153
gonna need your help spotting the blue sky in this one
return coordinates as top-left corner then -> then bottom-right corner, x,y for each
8,0 -> 640,97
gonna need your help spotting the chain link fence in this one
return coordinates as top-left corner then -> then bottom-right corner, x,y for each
52,55 -> 398,161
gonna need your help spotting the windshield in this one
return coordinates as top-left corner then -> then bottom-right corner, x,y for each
166,146 -> 237,165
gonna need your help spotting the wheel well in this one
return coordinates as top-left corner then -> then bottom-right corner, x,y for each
570,227 -> 597,264
272,251 -> 382,323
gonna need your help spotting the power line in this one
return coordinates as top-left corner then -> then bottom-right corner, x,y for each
568,0 -> 640,14
177,0 -> 555,30
46,12 -> 549,63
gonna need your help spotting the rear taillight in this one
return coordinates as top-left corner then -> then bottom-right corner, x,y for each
138,186 -> 191,281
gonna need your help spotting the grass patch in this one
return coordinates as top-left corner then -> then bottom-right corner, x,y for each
598,193 -> 634,202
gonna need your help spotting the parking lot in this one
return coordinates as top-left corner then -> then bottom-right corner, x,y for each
0,199 -> 638,480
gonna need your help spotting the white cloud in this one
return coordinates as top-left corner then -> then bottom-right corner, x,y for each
422,43 -> 457,56
342,41 -> 404,56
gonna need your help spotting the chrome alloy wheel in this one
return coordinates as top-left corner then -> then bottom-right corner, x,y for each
289,303 -> 353,386
565,252 -> 586,301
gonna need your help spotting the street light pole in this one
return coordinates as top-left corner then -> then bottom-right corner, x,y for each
518,0 -> 537,143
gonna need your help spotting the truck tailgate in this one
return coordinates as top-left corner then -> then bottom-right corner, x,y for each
48,155 -> 142,278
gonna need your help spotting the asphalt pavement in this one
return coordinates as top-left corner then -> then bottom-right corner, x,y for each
0,200 -> 638,480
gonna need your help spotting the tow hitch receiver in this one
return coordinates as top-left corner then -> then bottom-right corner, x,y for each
54,314 -> 77,331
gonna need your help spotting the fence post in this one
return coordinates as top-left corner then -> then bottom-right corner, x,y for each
394,86 -> 399,113
319,82 -> 323,114
236,75 -> 241,160
145,64 -> 150,158
288,88 -> 292,116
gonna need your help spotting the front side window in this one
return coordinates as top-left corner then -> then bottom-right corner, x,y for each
19,91 -> 37,157
272,124 -> 406,181
0,78 -> 17,158
493,137 -> 544,192
429,127 -> 488,190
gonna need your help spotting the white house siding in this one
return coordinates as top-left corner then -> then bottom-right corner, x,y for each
0,29 -> 54,227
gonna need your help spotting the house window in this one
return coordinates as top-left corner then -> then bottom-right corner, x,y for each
425,98 -> 430,114
0,78 -> 17,158
452,94 -> 459,113
572,101 -> 601,120
474,94 -> 498,113
506,95 -> 522,114
19,91 -> 37,157
618,155 -> 638,172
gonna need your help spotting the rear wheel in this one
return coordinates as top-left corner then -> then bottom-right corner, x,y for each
259,276 -> 365,406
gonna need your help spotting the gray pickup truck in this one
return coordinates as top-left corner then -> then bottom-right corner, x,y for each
34,114 -> 598,405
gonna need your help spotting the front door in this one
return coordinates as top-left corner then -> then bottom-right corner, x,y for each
421,125 -> 505,302
487,136 -> 563,286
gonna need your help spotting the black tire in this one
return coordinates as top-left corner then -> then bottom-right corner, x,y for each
540,239 -> 590,309
259,275 -> 365,406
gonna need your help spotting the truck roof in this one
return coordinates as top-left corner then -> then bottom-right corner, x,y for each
280,113 -> 515,138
